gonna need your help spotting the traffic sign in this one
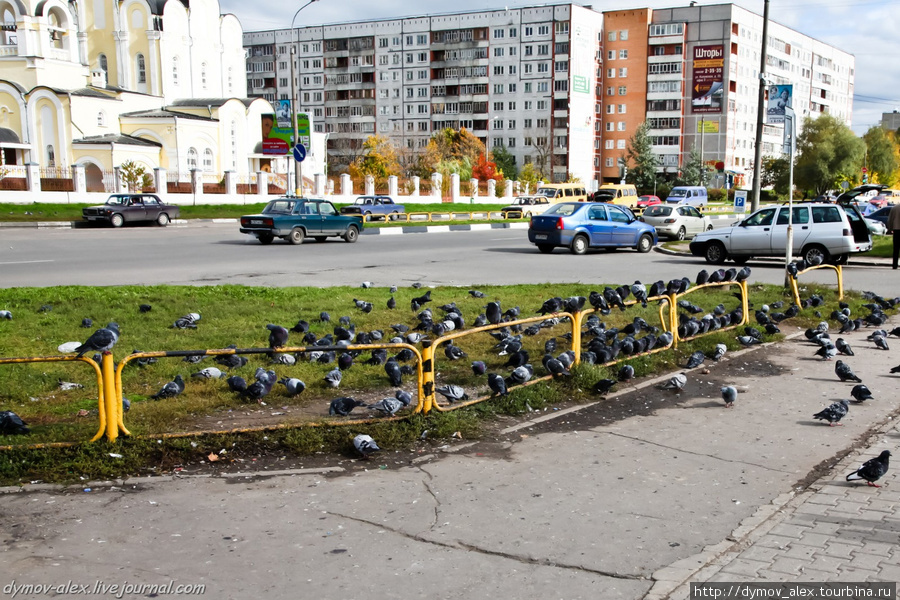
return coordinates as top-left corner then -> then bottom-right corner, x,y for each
733,190 -> 747,213
292,143 -> 307,163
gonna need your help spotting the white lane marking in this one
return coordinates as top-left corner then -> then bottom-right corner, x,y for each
0,259 -> 55,265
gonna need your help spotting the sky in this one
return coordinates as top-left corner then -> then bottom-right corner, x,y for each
221,0 -> 900,135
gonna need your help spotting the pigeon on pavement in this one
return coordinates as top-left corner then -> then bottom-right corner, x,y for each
329,397 -> 367,416
813,399 -> 849,426
74,322 -> 120,358
835,360 -> 862,383
850,384 -> 873,403
353,434 -> 380,459
721,386 -> 737,408
368,397 -> 405,416
872,334 -> 890,351
835,338 -> 854,356
711,343 -> 727,361
151,375 -> 185,400
594,379 -> 617,395
661,373 -> 687,391
686,351 -> 705,369
845,450 -> 891,487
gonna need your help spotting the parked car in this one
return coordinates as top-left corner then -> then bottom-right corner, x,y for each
688,203 -> 872,265
240,197 -> 363,245
665,186 -> 709,207
82,194 -> 179,227
527,202 -> 657,255
639,204 -> 712,240
865,217 -> 887,236
868,194 -> 890,209
637,195 -> 662,208
867,205 -> 893,227
339,195 -> 405,221
500,195 -> 551,218
835,184 -> 887,213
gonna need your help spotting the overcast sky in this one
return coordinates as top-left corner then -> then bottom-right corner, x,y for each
221,0 -> 900,135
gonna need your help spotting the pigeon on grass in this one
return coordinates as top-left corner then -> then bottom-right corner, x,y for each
151,375 -> 185,400
0,411 -> 29,435
353,434 -> 380,459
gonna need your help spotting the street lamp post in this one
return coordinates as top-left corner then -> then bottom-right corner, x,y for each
290,0 -> 319,196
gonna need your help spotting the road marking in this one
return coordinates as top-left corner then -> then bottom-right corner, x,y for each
0,259 -> 54,266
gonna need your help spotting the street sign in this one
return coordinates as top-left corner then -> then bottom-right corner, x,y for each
734,190 -> 748,214
292,143 -> 307,163
841,181 -> 850,190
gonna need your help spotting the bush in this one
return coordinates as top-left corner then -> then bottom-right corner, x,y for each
707,188 -> 726,203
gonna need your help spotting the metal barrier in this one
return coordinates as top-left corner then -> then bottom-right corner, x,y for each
789,264 -> 843,307
671,280 -> 749,347
360,211 -> 509,224
0,355 -> 105,441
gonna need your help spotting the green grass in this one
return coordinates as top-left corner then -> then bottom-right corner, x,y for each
0,280 -> 878,485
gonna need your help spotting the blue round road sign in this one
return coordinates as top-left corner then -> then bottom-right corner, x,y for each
292,143 -> 307,163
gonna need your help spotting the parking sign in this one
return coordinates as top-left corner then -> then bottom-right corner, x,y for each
734,190 -> 747,213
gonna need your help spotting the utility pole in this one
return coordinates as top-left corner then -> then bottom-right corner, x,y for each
290,0 -> 319,196
750,0 -> 770,213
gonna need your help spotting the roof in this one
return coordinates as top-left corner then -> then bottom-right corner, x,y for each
70,87 -> 121,99
72,134 -> 162,148
119,109 -> 218,122
0,127 -> 22,144
170,98 -> 256,108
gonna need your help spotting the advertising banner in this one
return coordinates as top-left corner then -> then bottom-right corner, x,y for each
691,45 -> 724,114
696,120 -> 720,133
767,84 -> 792,125
261,102 -> 312,155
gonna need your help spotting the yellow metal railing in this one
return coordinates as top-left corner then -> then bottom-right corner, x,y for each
789,264 -> 843,307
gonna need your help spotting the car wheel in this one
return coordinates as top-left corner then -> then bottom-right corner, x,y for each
570,234 -> 589,255
314,236 -> 327,242
288,228 -> 305,245
636,233 -> 653,253
343,226 -> 359,243
704,241 -> 727,264
732,256 -> 750,265
389,212 -> 399,221
156,213 -> 169,227
802,244 -> 829,266
257,233 -> 274,245
676,226 -> 686,241
537,244 -> 554,254
110,213 -> 124,228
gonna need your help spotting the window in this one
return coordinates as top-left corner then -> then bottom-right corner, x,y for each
172,56 -> 179,85
508,101 -> 516,110
510,27 -> 517,37
617,140 -> 626,149
650,23 -> 684,36
605,157 -> 614,167
417,34 -> 427,44
606,122 -> 613,131
619,49 -> 628,59
537,44 -> 549,56
607,31 -> 616,42
618,104 -> 626,113
606,104 -> 615,114
618,86 -> 627,95
525,45 -> 533,56
494,65 -> 504,75
508,83 -> 516,93
493,84 -> 504,94
538,25 -> 549,35
608,50 -> 615,60
524,82 -> 532,93
648,62 -> 682,74
136,54 -> 146,84
811,206 -> 841,223
508,138 -> 516,147
618,68 -> 627,77
418,52 -> 427,62
607,68 -> 615,78
187,147 -> 198,169
97,111 -> 106,127
776,207 -> 809,225
617,122 -> 626,131
203,149 -> 213,171
508,120 -> 516,129
537,63 -> 548,73
605,139 -> 614,149
494,28 -> 505,39
619,30 -> 628,41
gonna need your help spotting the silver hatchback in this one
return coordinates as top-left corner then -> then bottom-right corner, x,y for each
640,204 -> 712,240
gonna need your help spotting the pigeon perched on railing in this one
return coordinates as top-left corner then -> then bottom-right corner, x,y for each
846,450 -> 891,487
74,322 -> 120,358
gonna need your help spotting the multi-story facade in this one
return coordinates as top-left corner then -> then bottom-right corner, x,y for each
244,3 -> 853,190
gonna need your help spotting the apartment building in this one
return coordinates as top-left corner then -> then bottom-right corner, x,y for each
244,3 -> 853,190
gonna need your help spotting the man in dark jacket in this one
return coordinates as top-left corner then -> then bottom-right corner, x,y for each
888,202 -> 900,269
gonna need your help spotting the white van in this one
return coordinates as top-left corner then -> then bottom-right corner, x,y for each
666,186 -> 708,207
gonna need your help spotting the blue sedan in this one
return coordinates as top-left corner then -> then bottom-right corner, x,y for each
527,202 -> 658,255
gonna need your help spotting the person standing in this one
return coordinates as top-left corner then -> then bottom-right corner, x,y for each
888,201 -> 900,269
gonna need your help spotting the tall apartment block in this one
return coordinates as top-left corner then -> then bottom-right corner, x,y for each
243,3 -> 853,190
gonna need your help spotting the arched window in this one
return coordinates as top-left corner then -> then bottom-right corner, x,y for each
187,147 -> 198,169
203,149 -> 213,171
172,56 -> 179,86
97,111 -> 106,127
99,53 -> 108,74
227,67 -> 233,94
201,62 -> 207,89
46,144 -> 55,167
2,8 -> 15,46
230,120 -> 238,168
136,54 -> 146,84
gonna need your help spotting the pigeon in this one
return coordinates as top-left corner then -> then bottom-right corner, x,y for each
485,302 -> 502,324
216,354 -> 248,369
173,313 -> 200,329
846,450 -> 891,487
279,377 -> 306,396
368,397 -> 406,416
353,434 -> 380,459
0,410 -> 29,435
436,384 -> 468,403
267,324 -> 289,349
270,353 -> 296,366
471,360 -> 487,376
324,368 -> 342,388
139,304 -> 152,313
487,373 -> 508,397
122,397 -> 131,412
290,319 -> 310,333
226,376 -> 247,393
80,318 -> 93,328
815,345 -> 838,361
385,360 -> 403,387
618,364 -> 635,381
74,322 -> 120,358
711,343 -> 727,361
319,311 -> 331,322
813,399 -> 849,426
850,384 -> 873,403
387,297 -> 396,310
835,360 -> 862,383
360,281 -> 373,288
469,290 -> 486,298
835,338 -> 854,356
191,367 -> 225,380
444,344 -> 467,360
721,385 -> 737,408
594,379 -> 617,395
735,266 -> 751,282
631,282 -> 648,308
0,310 -> 11,320
686,351 -> 705,369
661,373 -> 687,391
544,356 -> 570,377
736,335 -> 760,347
329,397 -> 367,416
872,334 -> 890,351
151,375 -> 185,400
507,365 -> 533,386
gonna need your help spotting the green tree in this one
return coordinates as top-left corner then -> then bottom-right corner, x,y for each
490,146 -> 517,181
794,113 -> 865,196
760,155 -> 790,196
624,121 -> 659,192
119,160 -> 148,192
862,125 -> 898,186
678,146 -> 705,186
518,162 -> 541,193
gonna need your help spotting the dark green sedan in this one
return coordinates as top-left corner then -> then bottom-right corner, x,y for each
240,197 -> 364,245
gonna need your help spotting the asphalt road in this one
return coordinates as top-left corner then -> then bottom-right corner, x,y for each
0,223 -> 890,291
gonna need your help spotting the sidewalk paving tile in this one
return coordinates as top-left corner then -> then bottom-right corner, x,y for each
769,556 -> 813,575
797,531 -> 835,549
719,558 -> 770,577
822,541 -> 862,559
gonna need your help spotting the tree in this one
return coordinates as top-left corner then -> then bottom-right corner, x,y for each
347,134 -> 401,185
760,155 -> 790,196
471,153 -> 501,182
624,121 -> 659,193
490,146 -> 517,181
119,160 -> 149,192
862,125 -> 898,186
794,113 -> 865,196
678,146 -> 706,186
518,162 -> 541,193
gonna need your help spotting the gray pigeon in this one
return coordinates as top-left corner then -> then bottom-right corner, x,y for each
618,365 -> 635,381
80,318 -> 93,328
395,389 -> 413,407
736,335 -> 759,347
661,373 -> 687,391
846,450 -> 891,487
711,343 -> 727,361
507,365 -> 533,386
353,434 -> 380,459
173,313 -> 200,329
324,368 -> 342,388
444,344 -> 467,360
436,384 -> 468,403
813,399 -> 849,426
835,338 -> 854,356
385,360 -> 403,387
151,375 -> 185,400
329,397 -> 366,416
191,367 -> 225,380
267,324 -> 289,349
835,360 -> 862,383
279,377 -> 306,396
815,344 -> 838,361
368,397 -> 405,416
271,353 -> 297,366
226,376 -> 247,393
872,334 -> 890,351
471,360 -> 487,376
544,357 -> 570,377
487,373 -> 508,397
0,310 -> 12,320
850,384 -> 873,403
721,385 -> 737,408
686,351 -> 705,369
74,322 -> 120,358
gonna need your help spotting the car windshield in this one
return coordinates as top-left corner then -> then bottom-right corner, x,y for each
544,203 -> 581,217
644,206 -> 671,217
668,189 -> 688,197
262,200 -> 297,214
105,196 -> 131,206
514,198 -> 534,205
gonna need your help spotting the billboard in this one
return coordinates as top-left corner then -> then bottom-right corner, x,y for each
767,84 -> 792,125
691,45 -> 724,114
261,101 -> 313,155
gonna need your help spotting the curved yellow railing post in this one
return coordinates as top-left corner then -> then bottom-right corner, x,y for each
420,342 -> 436,413
789,264 -> 844,309
101,352 -> 118,442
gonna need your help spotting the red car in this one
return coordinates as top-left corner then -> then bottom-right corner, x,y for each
637,195 -> 662,208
